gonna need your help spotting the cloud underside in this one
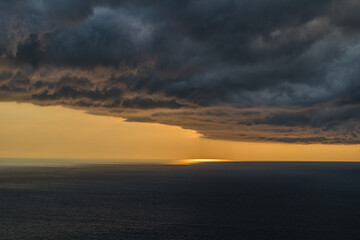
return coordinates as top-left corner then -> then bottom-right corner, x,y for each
1,0 -> 360,144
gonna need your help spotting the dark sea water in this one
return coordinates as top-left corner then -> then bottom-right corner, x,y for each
1,162 -> 360,240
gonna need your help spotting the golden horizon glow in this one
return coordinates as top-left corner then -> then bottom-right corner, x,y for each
0,102 -> 360,163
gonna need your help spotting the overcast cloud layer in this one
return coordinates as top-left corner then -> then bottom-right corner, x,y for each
1,0 -> 360,143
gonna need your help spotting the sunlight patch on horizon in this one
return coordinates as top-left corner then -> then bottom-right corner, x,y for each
172,159 -> 232,165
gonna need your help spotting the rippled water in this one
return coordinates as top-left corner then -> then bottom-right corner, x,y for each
1,162 -> 360,239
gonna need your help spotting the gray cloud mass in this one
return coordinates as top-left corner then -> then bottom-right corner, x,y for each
1,0 -> 360,143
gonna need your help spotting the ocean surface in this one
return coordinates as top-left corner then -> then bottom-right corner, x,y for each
1,161 -> 360,239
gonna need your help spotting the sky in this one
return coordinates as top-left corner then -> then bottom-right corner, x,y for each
1,102 -> 359,162
0,0 -> 360,161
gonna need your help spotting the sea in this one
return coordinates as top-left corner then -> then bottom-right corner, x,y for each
1,160 -> 360,239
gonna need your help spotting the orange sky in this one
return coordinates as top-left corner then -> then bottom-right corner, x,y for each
0,102 -> 359,163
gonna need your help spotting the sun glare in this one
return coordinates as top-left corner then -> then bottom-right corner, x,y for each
173,159 -> 232,165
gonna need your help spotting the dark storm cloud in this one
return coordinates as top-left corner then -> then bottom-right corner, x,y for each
1,0 -> 360,143
0,71 -> 13,82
